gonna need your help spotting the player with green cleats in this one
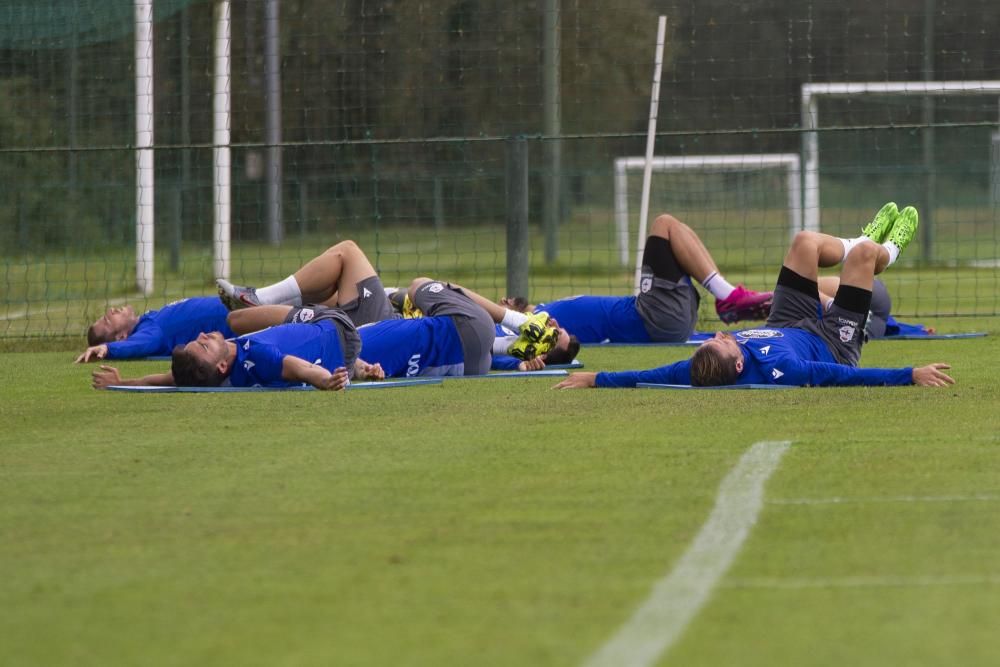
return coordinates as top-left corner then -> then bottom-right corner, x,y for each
886,205 -> 919,253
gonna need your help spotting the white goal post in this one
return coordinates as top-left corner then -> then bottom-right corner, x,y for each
613,154 -> 803,282
801,80 -> 1000,233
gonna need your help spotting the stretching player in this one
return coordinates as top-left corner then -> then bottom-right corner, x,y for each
501,213 -> 772,345
75,297 -> 234,363
216,240 -> 399,328
91,307 -> 362,390
555,203 -> 955,389
818,276 -> 937,339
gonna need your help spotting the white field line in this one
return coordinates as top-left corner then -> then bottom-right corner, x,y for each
769,494 -> 1000,506
583,440 -> 791,667
0,296 -> 132,321
723,574 -> 1000,590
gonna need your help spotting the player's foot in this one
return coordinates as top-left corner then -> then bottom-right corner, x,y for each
715,285 -> 773,324
861,201 -> 898,243
886,205 -> 918,255
401,294 -> 423,319
509,312 -> 559,360
217,279 -> 261,310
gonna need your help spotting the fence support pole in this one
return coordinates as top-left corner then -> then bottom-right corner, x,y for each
506,137 -> 529,300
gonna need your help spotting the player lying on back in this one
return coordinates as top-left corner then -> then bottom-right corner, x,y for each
555,203 -> 954,390
91,306 -> 363,390
500,212 -> 772,345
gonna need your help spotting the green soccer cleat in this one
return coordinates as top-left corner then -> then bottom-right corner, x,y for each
401,294 -> 423,319
518,311 -> 553,343
508,312 -> 559,360
861,202 -> 898,243
886,205 -> 919,254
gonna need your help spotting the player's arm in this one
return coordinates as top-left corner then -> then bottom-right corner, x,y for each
75,344 -> 109,363
795,359 -> 951,387
554,360 -> 692,389
353,358 -> 385,381
91,365 -> 175,389
281,355 -> 349,391
100,327 -> 165,360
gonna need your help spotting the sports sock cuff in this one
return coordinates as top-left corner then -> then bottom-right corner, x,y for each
501,310 -> 529,331
833,284 -> 873,316
776,266 -> 819,300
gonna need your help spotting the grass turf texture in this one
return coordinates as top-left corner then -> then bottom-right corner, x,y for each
1,330 -> 998,665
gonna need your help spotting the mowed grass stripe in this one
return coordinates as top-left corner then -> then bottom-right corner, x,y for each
583,440 -> 791,667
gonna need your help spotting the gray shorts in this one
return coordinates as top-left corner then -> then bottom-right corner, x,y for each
635,273 -> 700,343
766,285 -> 864,366
283,305 -> 362,377
338,274 -> 400,327
864,279 -> 892,339
412,281 -> 494,375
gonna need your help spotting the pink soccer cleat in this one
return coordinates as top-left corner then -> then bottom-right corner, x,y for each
715,285 -> 773,324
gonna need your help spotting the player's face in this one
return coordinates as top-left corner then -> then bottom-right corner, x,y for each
554,326 -> 571,352
185,331 -> 228,366
92,305 -> 136,340
701,331 -> 741,364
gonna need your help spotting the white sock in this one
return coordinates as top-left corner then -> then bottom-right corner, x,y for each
701,272 -> 735,300
882,241 -> 901,267
257,276 -> 302,306
838,236 -> 866,262
493,335 -> 518,355
501,309 -> 529,331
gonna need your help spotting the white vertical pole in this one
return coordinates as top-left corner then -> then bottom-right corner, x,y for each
614,159 -> 630,267
787,160 -> 803,238
135,0 -> 154,296
634,16 -> 667,292
214,0 -> 232,281
802,90 -> 820,232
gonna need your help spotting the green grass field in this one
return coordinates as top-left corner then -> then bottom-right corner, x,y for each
2,329 -> 998,666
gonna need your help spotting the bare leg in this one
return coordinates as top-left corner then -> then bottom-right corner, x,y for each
228,305 -> 294,335
293,240 -> 377,306
817,276 -> 840,302
648,214 -> 718,283
781,231 -> 852,283
839,239 -> 888,291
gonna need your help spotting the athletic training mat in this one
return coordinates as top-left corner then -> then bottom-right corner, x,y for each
105,378 -> 443,393
637,382 -> 794,390
449,369 -> 569,380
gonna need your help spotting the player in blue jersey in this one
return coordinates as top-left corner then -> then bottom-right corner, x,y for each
75,297 -> 235,363
216,240 -> 399,328
555,203 -> 955,390
500,213 -> 773,344
91,306 -> 363,390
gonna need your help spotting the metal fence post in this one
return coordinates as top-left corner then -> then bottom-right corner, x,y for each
506,137 -> 529,300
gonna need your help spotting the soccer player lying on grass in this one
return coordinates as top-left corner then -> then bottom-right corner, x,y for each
91,307 -> 363,391
554,203 -> 955,390
75,297 -> 234,363
385,279 -> 581,368
225,277 -> 499,377
500,212 -> 772,345
217,239 -> 400,328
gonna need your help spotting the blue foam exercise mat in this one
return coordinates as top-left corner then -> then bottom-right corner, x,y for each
545,359 -> 584,369
451,369 -> 569,380
105,378 -> 443,393
637,382 -> 794,391
878,332 -> 987,340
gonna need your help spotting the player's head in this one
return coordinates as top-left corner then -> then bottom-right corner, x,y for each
87,305 -> 138,345
170,332 -> 231,386
690,331 -> 743,386
542,327 -> 580,365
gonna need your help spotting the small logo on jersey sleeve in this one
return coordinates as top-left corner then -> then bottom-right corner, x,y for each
760,345 -> 771,355
244,360 -> 256,371
428,282 -> 444,293
640,277 -> 652,293
771,368 -> 784,380
362,287 -> 372,298
296,308 -> 315,322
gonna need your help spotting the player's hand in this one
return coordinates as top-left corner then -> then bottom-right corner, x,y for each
75,344 -> 108,364
912,363 -> 954,387
355,359 -> 385,381
499,296 -> 530,312
92,365 -> 121,389
316,366 -> 350,391
553,371 -> 597,389
517,356 -> 547,372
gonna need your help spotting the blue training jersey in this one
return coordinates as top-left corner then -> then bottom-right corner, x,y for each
537,295 -> 650,344
227,320 -> 345,388
359,317 -> 467,377
105,297 -> 234,359
596,326 -> 913,388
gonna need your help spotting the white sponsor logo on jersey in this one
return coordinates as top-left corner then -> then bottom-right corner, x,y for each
760,345 -> 771,356
362,287 -> 372,298
428,282 -> 444,293
736,329 -> 783,339
244,360 -> 255,371
243,340 -> 251,350
771,368 -> 784,380
406,353 -> 422,377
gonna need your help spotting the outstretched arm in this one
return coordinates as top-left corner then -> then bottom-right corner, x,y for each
76,344 -> 109,363
281,355 -> 350,391
353,358 -> 386,381
91,365 -> 175,389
